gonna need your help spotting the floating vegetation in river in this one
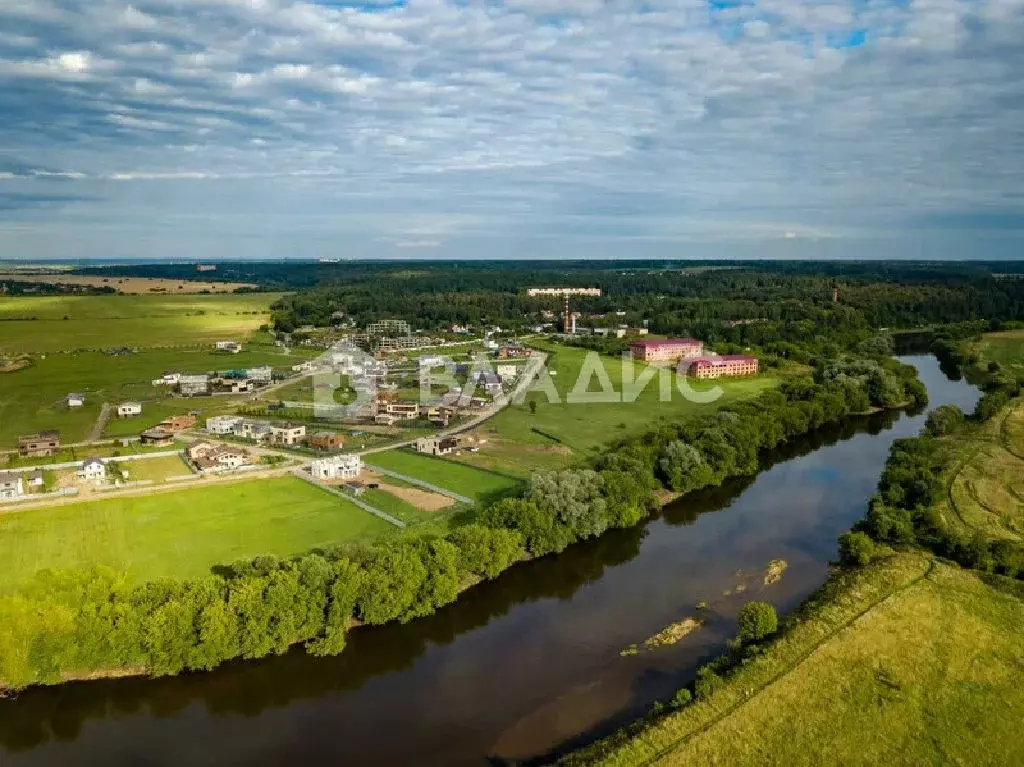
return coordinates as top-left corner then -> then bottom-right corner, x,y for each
619,644 -> 639,657
695,599 -> 709,610
643,617 -> 704,650
764,559 -> 789,585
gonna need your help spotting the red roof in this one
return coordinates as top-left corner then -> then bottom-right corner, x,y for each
630,338 -> 702,348
691,355 -> 757,366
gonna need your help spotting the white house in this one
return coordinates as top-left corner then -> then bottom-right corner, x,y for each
0,472 -> 24,500
269,423 -> 306,445
247,365 -> 273,383
117,401 -> 143,418
152,372 -> 181,386
215,341 -> 242,354
496,364 -> 518,380
26,470 -> 45,488
65,392 -> 85,408
179,375 -> 209,396
310,454 -> 362,480
206,415 -> 244,434
78,457 -> 106,482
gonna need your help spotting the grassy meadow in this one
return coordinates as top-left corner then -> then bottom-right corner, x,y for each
367,449 -> 521,502
0,293 -> 283,355
588,553 -> 1024,767
0,476 -> 393,590
976,330 -> 1024,376
457,342 -> 779,474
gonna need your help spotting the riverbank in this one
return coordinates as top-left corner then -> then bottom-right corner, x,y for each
563,550 -> 1024,766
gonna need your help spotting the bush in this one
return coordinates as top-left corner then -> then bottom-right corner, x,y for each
925,404 -> 964,436
838,531 -> 875,566
670,687 -> 693,709
694,666 -> 724,701
736,601 -> 778,644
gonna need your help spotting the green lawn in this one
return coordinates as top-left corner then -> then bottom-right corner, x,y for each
360,487 -> 443,526
367,449 -> 521,502
119,455 -> 193,483
588,553 -> 1024,767
457,342 -> 779,474
0,476 -> 392,589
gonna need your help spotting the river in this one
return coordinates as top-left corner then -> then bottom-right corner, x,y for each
0,355 -> 980,767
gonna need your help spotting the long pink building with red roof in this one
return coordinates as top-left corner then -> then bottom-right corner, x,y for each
630,338 -> 704,363
682,355 -> 759,380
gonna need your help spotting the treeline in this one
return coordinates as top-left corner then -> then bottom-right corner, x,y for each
0,354 -> 914,690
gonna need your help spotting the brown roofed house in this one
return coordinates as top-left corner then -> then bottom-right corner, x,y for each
18,431 -> 60,458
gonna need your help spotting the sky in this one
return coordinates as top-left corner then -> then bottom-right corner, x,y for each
0,0 -> 1023,261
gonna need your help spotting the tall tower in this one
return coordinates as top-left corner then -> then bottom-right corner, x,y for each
831,285 -> 839,303
563,294 -> 572,334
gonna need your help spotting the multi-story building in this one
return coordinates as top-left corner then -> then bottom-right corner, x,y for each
18,431 -> 60,457
206,415 -> 244,435
630,338 -> 704,363
310,454 -> 363,480
269,423 -> 306,445
415,435 -> 460,456
683,355 -> 759,380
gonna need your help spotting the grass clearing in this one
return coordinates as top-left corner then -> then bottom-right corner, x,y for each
0,293 -> 284,355
976,330 -> 1024,375
119,455 -> 192,483
588,553 -> 1024,767
0,476 -> 392,589
367,449 -> 521,503
0,273 -> 256,294
457,342 -> 779,474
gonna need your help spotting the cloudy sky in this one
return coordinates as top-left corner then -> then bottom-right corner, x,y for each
1,0 -> 1022,261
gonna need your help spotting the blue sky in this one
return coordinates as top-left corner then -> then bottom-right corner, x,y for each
0,0 -> 1022,260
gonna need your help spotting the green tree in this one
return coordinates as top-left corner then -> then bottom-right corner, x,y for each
736,601 -> 778,644
837,531 -> 875,566
925,404 -> 964,436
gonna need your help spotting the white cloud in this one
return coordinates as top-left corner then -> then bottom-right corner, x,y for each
0,0 -> 1021,258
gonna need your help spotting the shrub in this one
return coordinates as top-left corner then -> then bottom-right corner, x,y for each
838,531 -> 875,566
694,666 -> 724,701
670,687 -> 693,709
736,601 -> 778,644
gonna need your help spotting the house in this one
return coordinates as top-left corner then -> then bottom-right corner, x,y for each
247,365 -> 273,383
496,364 -> 518,380
374,413 -> 398,426
269,422 -> 306,445
18,431 -> 60,457
476,371 -> 502,396
309,431 -> 344,451
139,427 -> 175,446
215,341 -> 242,354
26,470 -> 45,488
310,454 -> 362,480
188,441 -> 251,472
160,414 -> 197,432
383,402 -> 420,420
497,345 -> 532,359
415,435 -> 460,456
78,457 -> 106,482
152,372 -> 180,386
65,392 -> 85,408
0,472 -> 24,500
206,415 -> 244,434
178,375 -> 209,396
683,355 -> 759,380
117,401 -> 143,418
630,339 -> 704,363
234,420 -> 274,443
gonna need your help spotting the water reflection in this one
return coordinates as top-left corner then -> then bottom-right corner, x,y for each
0,356 -> 979,767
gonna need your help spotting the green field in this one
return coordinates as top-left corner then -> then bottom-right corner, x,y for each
0,344 -> 314,448
587,553 -> 1024,766
0,294 -> 283,355
367,449 -> 521,502
458,343 -> 779,474
120,455 -> 193,483
0,476 -> 392,589
976,330 -> 1024,375
942,400 -> 1024,541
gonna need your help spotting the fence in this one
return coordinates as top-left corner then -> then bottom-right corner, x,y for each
0,488 -> 78,506
363,463 -> 474,506
291,469 -> 405,528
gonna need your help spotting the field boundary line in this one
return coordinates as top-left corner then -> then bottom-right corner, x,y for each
629,557 -> 936,767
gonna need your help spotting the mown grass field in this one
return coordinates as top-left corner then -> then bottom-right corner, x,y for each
588,553 -> 1024,767
457,342 -> 779,474
942,400 -> 1024,541
0,293 -> 284,355
119,455 -> 192,483
976,330 -> 1024,376
367,449 -> 521,502
0,476 -> 392,590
